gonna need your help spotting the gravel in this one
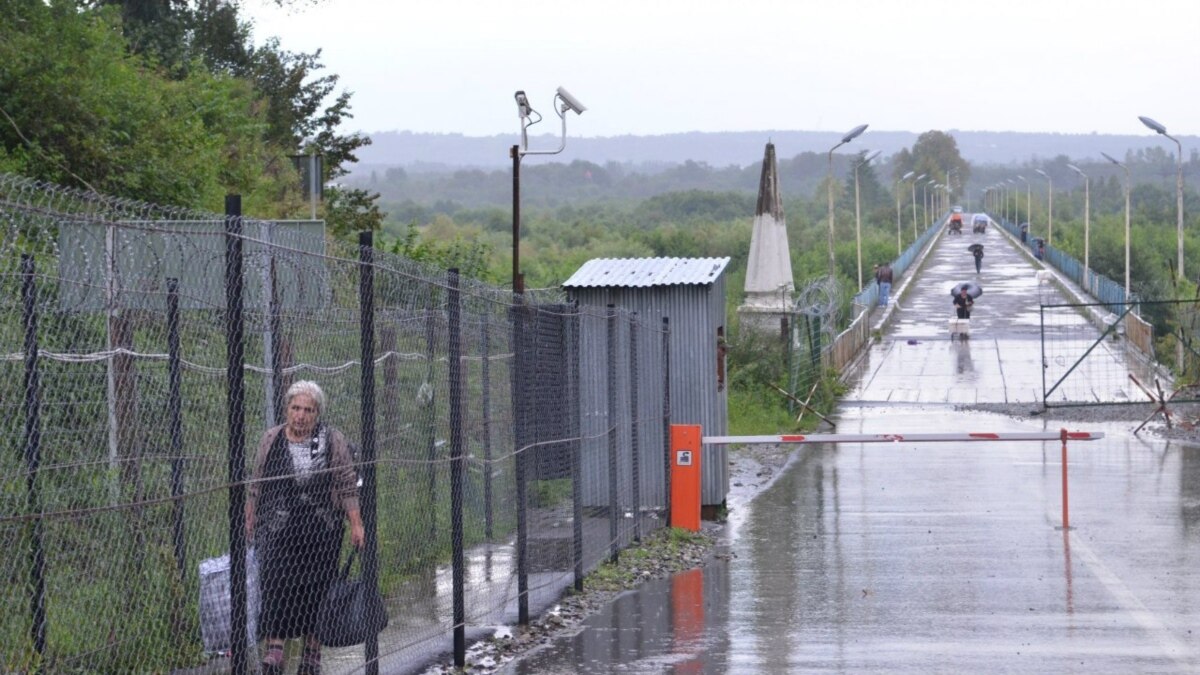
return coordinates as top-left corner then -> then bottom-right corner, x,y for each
418,443 -> 794,674
960,400 -> 1200,443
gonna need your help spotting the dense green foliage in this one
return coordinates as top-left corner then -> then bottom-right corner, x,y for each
0,0 -> 381,229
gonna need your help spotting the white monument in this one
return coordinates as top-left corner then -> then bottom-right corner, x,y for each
738,143 -> 794,334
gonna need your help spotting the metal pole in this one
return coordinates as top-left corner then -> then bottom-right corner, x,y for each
661,317 -> 671,528
1172,136 -> 1184,281
358,231 -> 380,674
910,181 -> 918,239
512,145 -> 523,294
513,296 -> 529,624
21,255 -> 47,669
223,195 -> 248,675
854,164 -> 863,288
481,312 -> 493,541
827,150 -> 837,278
629,314 -> 641,543
1083,176 -> 1090,286
607,305 -> 620,563
1060,428 -> 1070,531
1124,169 -> 1132,299
895,183 -> 903,255
570,303 -> 584,592
447,267 -> 465,667
167,278 -> 186,582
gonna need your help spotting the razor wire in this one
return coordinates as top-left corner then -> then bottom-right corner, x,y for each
0,172 -> 673,674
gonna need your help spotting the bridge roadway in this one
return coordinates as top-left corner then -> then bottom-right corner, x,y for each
504,217 -> 1200,673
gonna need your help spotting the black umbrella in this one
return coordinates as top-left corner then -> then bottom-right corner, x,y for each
951,281 -> 983,299
967,243 -> 984,253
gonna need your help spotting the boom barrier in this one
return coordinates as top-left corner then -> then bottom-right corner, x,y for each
679,428 -> 1104,531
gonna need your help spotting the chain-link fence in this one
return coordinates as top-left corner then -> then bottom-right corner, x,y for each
0,173 -> 672,673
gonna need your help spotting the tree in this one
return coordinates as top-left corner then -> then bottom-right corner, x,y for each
895,131 -> 971,202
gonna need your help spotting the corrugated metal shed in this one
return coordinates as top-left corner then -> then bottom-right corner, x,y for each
564,257 -> 729,288
565,257 -> 731,509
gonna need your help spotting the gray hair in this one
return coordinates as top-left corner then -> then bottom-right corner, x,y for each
285,380 -> 326,416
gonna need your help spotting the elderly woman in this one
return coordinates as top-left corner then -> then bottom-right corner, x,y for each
245,380 -> 364,675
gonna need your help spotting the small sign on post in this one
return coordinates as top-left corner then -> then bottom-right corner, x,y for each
670,425 -> 702,532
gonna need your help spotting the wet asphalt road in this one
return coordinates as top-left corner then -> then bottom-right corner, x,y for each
503,220 -> 1200,673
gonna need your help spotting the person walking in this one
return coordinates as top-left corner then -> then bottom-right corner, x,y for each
972,247 -> 984,274
246,380 -> 364,675
954,287 -> 974,319
1020,222 -> 1029,244
875,262 -> 893,306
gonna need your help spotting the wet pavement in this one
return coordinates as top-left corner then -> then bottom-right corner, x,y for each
502,218 -> 1200,673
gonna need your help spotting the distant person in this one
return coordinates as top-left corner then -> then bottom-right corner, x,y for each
973,247 -> 984,273
1035,239 -> 1045,261
875,262 -> 893,306
1020,222 -> 1029,244
954,287 -> 974,319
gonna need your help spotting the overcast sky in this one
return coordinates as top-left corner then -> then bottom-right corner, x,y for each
245,0 -> 1200,139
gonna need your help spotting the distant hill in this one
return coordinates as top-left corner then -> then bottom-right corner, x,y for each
354,129 -> 1194,174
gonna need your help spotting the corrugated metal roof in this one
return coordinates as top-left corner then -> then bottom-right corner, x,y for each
562,257 -> 731,288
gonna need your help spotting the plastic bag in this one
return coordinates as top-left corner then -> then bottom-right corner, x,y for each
198,546 -> 260,653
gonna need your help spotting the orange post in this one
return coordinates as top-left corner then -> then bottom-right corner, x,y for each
1060,428 -> 1070,531
670,424 -> 702,532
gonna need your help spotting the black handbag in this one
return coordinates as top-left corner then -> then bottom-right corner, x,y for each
316,550 -> 389,647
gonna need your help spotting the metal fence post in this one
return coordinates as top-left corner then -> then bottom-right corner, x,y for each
662,317 -> 671,526
513,295 -> 529,624
358,231 -> 380,674
21,255 -> 47,670
570,302 -> 583,592
223,195 -> 248,675
629,313 -> 641,543
447,268 -> 466,666
607,305 -> 620,564
481,312 -> 494,541
166,279 -> 186,583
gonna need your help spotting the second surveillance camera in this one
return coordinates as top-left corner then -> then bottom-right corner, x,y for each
556,86 -> 587,115
514,90 -> 531,119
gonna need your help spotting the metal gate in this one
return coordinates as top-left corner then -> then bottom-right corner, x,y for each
1040,299 -> 1200,407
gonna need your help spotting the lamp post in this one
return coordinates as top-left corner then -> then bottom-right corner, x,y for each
1067,164 -> 1090,282
1101,151 -> 1132,299
911,173 -> 926,239
921,179 -> 932,231
1005,179 -> 1016,224
512,87 -> 586,293
827,123 -> 869,279
1139,115 -> 1185,281
897,170 -> 915,255
852,150 -> 881,288
1035,168 -> 1053,245
1016,174 -> 1031,234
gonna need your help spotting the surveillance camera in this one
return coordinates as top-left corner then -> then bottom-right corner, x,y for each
514,90 -> 531,119
556,86 -> 587,115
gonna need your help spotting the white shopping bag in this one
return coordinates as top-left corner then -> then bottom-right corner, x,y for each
198,547 -> 260,653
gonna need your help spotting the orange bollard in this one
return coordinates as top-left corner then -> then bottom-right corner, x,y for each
670,424 -> 702,532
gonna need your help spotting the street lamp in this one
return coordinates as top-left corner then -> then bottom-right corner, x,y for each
1016,175 -> 1031,234
897,170 -> 915,255
921,178 -> 933,231
1067,164 -> 1090,283
512,87 -> 586,293
1139,115 -> 1185,281
1035,169 -> 1053,245
911,173 -> 926,239
1005,179 -> 1016,224
1102,151 -> 1133,300
827,124 -> 869,279
854,150 -> 881,288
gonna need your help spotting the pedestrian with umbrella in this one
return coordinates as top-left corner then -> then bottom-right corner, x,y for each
968,243 -> 984,273
951,282 -> 982,319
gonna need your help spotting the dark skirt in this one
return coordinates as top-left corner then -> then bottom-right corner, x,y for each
258,503 -> 343,639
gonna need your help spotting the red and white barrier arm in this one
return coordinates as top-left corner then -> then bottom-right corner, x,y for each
702,431 -> 1104,445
